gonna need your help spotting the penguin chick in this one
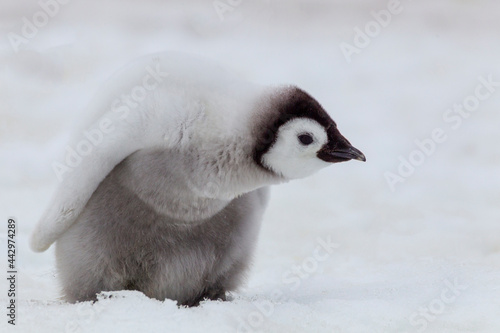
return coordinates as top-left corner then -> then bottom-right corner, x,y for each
30,53 -> 365,306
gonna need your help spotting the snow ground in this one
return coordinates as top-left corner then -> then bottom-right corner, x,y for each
1,0 -> 500,332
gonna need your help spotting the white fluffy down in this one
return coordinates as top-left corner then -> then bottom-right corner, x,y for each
262,118 -> 330,179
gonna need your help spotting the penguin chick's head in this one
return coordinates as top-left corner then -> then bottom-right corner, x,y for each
254,87 -> 366,179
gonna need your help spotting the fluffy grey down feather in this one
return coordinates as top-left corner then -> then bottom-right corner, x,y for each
56,150 -> 270,306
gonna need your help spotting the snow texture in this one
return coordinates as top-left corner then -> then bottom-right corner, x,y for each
1,0 -> 500,332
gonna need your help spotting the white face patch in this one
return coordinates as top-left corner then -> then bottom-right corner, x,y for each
261,118 -> 330,179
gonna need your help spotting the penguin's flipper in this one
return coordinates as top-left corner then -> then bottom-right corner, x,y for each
30,110 -> 166,252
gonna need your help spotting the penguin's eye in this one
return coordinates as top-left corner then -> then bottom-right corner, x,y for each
298,133 -> 314,145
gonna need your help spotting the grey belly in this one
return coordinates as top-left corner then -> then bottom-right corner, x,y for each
55,168 -> 269,304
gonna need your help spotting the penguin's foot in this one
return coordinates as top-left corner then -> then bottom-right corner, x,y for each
180,288 -> 227,307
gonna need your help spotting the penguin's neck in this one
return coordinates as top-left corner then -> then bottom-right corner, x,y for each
114,144 -> 284,222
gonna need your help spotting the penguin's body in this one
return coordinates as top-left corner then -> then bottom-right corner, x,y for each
31,53 -> 365,305
57,159 -> 269,305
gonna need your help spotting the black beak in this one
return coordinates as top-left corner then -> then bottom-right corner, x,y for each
317,144 -> 366,163
325,145 -> 366,162
317,128 -> 366,163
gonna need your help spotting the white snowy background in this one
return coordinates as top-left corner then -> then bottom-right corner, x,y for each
1,0 -> 499,332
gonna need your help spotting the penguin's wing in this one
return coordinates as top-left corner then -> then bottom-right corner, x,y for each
30,109 -> 173,252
